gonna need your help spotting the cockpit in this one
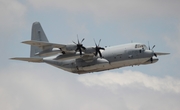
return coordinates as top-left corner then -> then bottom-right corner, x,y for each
135,44 -> 148,50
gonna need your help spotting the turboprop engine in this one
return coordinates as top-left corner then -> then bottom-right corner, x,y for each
64,45 -> 96,54
65,44 -> 77,51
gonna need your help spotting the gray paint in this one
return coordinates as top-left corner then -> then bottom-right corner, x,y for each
11,22 -> 169,74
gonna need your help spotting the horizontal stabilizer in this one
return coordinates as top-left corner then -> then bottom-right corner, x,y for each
155,52 -> 170,56
11,57 -> 43,62
22,40 -> 65,48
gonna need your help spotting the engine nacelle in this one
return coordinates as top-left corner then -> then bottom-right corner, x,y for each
62,44 -> 98,56
84,47 -> 96,55
65,44 -> 77,51
142,57 -> 158,65
65,45 -> 96,55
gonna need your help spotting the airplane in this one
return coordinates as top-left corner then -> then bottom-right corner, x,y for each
11,22 -> 170,74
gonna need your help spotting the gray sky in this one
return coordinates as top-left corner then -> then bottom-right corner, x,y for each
0,0 -> 180,110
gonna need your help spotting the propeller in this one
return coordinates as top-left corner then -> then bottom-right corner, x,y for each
94,39 -> 105,58
148,41 -> 157,63
73,35 -> 86,55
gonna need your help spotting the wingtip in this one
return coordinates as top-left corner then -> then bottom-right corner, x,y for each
155,52 -> 170,56
21,41 -> 26,43
21,40 -> 32,44
10,57 -> 18,60
9,57 -> 43,62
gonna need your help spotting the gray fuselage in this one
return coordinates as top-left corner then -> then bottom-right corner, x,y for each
43,43 -> 156,74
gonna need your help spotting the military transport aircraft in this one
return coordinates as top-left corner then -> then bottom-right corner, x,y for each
11,22 -> 170,74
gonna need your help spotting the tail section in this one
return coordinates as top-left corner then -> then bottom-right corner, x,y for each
11,22 -> 51,62
30,22 -> 49,57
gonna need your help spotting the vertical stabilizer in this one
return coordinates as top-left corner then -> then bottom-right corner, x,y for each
30,22 -> 49,57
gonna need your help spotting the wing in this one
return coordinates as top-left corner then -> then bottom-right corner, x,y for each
22,40 -> 66,49
11,57 -> 43,62
155,52 -> 170,56
22,40 -> 98,61
53,46 -> 100,61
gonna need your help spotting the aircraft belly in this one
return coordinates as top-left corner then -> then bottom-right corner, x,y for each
82,63 -> 109,71
68,57 -> 149,74
91,57 -> 150,72
44,57 -> 150,74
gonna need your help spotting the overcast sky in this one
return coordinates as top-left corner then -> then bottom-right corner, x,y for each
0,0 -> 180,110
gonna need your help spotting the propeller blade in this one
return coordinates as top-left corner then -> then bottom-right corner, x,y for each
98,50 -> 102,58
99,47 -> 105,50
79,48 -> 82,55
148,41 -> 150,50
94,39 -> 97,46
93,39 -> 105,58
73,36 -> 86,55
81,38 -> 85,43
75,46 -> 79,52
150,57 -> 153,63
98,39 -> 101,46
72,41 -> 77,44
81,46 -> 86,50
154,53 -> 157,57
152,45 -> 155,50
95,50 -> 98,56
77,35 -> 80,44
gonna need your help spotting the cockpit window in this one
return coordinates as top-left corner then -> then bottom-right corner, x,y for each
143,45 -> 147,49
135,44 -> 147,49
